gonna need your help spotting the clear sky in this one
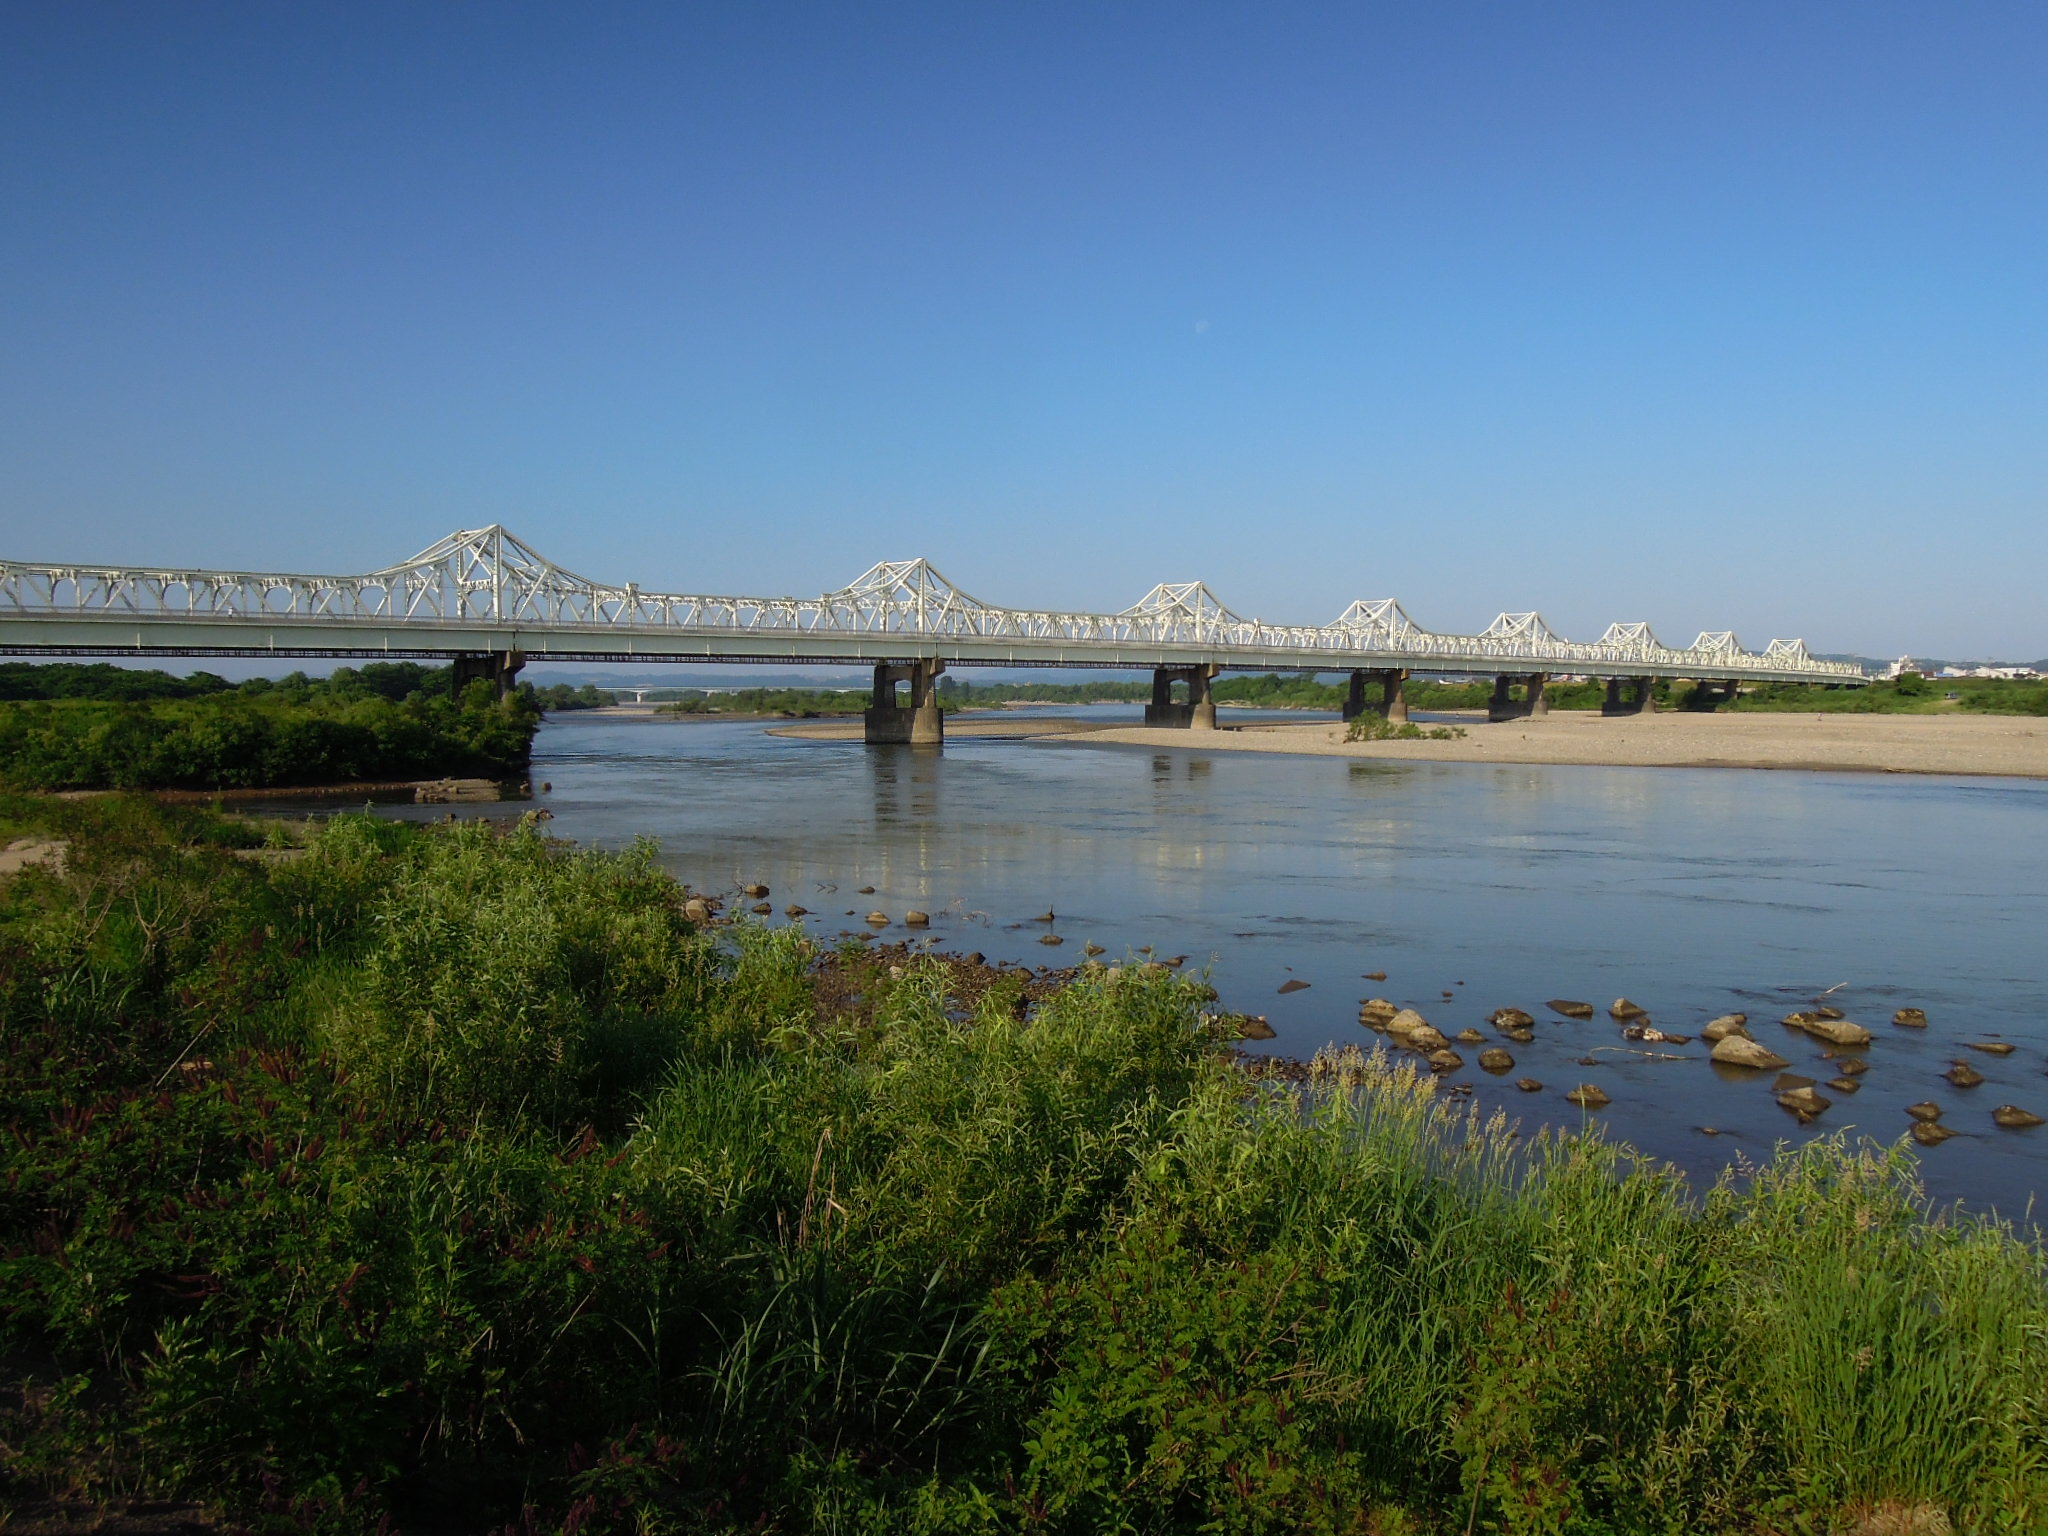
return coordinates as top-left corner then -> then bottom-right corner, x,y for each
3,2 -> 2043,658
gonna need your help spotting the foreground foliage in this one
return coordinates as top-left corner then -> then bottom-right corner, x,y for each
1,797 -> 2044,1534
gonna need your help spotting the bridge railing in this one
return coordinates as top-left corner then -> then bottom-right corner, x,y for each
0,524 -> 1865,680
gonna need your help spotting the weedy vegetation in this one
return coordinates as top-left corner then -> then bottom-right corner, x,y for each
1,796 -> 2043,1533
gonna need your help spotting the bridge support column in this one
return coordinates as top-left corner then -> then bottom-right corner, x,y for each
1342,669 -> 1410,723
865,660 -> 945,745
1146,664 -> 1220,729
1488,673 -> 1548,722
1602,676 -> 1657,716
451,650 -> 525,702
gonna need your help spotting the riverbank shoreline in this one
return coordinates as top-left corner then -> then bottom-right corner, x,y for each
1041,709 -> 2048,779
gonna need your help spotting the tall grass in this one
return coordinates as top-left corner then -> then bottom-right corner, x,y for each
0,795 -> 2042,1533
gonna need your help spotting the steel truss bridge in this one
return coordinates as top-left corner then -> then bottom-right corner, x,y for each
0,525 -> 1862,684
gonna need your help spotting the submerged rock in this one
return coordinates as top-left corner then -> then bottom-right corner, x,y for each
784,904 -> 809,918
1478,1048 -> 1515,1074
858,885 -> 876,894
1488,1007 -> 1534,1029
1911,1120 -> 1957,1146
1945,1062 -> 1986,1089
1548,999 -> 1596,1020
1892,1007 -> 1929,1028
1277,978 -> 1311,994
1711,1035 -> 1791,1070
751,901 -> 773,915
1827,1077 -> 1861,1095
1701,1014 -> 1750,1042
1965,1040 -> 2016,1056
1905,1101 -> 1944,1122
1039,933 -> 1064,946
1515,1077 -> 1543,1092
1565,1083 -> 1610,1109
1364,969 -> 1388,981
1992,1105 -> 2045,1129
1455,1028 -> 1486,1044
1834,1056 -> 1869,1076
1501,1026 -> 1536,1043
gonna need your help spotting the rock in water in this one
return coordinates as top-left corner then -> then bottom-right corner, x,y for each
866,912 -> 890,926
1083,942 -> 1104,956
1358,997 -> 1398,1029
683,898 -> 712,923
1235,1014 -> 1276,1040
1965,1040 -> 2016,1056
1363,969 -> 1388,981
1787,1015 -> 1875,1047
1777,1085 -> 1832,1123
1992,1105 -> 2045,1129
1278,978 -> 1311,994
904,911 -> 931,927
1711,1035 -> 1791,1070
1515,1077 -> 1543,1092
743,883 -> 770,899
1610,997 -> 1648,1020
1892,1007 -> 1928,1028
1385,1008 -> 1429,1040
1834,1056 -> 1869,1076
1406,1026 -> 1451,1053
1426,1049 -> 1464,1073
751,902 -> 774,915
1479,1048 -> 1515,1074
1565,1083 -> 1610,1109
784,904 -> 809,918
1826,1077 -> 1861,1095
858,886 -> 876,894
1456,1028 -> 1486,1044
1488,1007 -> 1534,1028
1501,1026 -> 1536,1043
1911,1121 -> 1957,1146
1701,1014 -> 1750,1042
1945,1062 -> 1986,1089
1904,1101 -> 1943,1122
1039,933 -> 1064,946
1547,999 -> 1596,1020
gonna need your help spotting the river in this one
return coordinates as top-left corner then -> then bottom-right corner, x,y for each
407,709 -> 2048,1219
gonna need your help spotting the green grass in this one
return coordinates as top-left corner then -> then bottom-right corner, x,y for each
1,795 -> 2043,1533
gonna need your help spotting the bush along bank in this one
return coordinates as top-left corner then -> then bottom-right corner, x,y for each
0,683 -> 540,791
1,796 -> 2045,1534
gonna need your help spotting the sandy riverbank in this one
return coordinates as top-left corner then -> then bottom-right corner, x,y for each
1038,710 -> 2048,778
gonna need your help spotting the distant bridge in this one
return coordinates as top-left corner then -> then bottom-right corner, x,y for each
0,525 -> 1863,742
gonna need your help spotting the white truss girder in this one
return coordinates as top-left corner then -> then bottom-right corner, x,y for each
0,524 -> 1862,680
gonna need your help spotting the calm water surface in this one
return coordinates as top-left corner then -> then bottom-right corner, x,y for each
443,712 -> 2048,1217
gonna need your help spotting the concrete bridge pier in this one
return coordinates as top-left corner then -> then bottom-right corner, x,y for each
1146,664 -> 1220,729
451,649 -> 526,701
1342,669 -> 1410,723
1488,672 -> 1549,722
865,659 -> 945,745
1602,676 -> 1657,716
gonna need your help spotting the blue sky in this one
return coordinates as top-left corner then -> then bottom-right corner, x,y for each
3,2 -> 2043,658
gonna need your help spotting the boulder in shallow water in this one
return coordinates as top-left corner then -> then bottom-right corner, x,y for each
1701,1014 -> 1750,1042
1385,1008 -> 1429,1039
1488,1007 -> 1534,1029
1565,1083 -> 1610,1109
1406,1026 -> 1451,1053
1548,999 -> 1596,1020
1426,1048 -> 1463,1073
743,884 -> 769,899
751,902 -> 773,915
1479,1048 -> 1515,1074
1992,1105 -> 2044,1129
1788,1015 -> 1874,1047
1610,997 -> 1648,1020
683,898 -> 712,923
1358,997 -> 1398,1028
1904,1101 -> 1943,1122
784,904 -> 809,918
1039,933 -> 1063,946
1965,1040 -> 2016,1056
1277,978 -> 1310,994
1711,1035 -> 1790,1070
1363,969 -> 1387,981
904,910 -> 930,927
1777,1085 -> 1832,1123
1235,1014 -> 1277,1041
1515,1077 -> 1543,1092
1911,1120 -> 1957,1146
1456,1028 -> 1486,1044
866,911 -> 890,926
1827,1076 -> 1861,1095
1501,1026 -> 1536,1043
1944,1062 -> 1986,1089
1892,1007 -> 1928,1028
1834,1056 -> 1869,1076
